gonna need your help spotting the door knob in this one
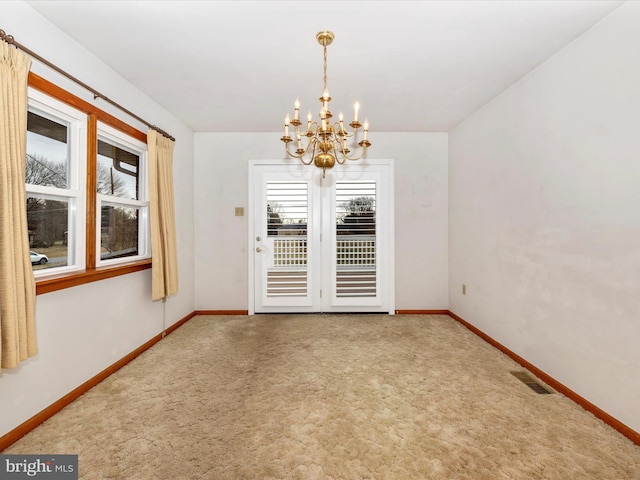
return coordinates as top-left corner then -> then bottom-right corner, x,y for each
256,247 -> 263,253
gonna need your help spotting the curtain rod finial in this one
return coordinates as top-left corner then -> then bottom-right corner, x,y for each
0,28 -> 16,44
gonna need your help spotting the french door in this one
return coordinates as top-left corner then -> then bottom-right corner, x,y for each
249,160 -> 394,314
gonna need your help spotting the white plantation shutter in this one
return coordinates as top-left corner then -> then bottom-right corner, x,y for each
266,182 -> 308,297
335,181 -> 377,298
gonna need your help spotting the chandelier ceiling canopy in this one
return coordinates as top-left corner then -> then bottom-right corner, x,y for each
280,31 -> 371,177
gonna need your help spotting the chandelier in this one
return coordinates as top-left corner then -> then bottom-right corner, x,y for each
280,31 -> 371,177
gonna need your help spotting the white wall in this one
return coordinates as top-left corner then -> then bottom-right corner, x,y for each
449,1 -> 640,432
376,133 -> 449,310
194,132 -> 448,311
1,2 -> 195,437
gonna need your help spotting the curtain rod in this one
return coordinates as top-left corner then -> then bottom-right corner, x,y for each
1,28 -> 175,142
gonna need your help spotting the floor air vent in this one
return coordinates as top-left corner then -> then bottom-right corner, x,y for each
510,370 -> 554,395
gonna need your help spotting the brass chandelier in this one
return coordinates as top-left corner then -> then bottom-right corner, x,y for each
280,31 -> 371,177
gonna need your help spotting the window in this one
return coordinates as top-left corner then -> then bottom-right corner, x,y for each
26,90 -> 86,275
96,123 -> 149,267
26,74 -> 151,294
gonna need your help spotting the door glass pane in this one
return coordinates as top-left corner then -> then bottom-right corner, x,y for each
266,181 -> 308,297
27,195 -> 69,270
267,182 -> 308,237
335,181 -> 376,297
26,111 -> 69,188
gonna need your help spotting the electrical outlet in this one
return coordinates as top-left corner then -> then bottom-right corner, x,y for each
235,207 -> 244,216
462,284 -> 467,295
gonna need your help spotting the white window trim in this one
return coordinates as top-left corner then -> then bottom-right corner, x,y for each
27,88 -> 87,277
95,122 -> 150,268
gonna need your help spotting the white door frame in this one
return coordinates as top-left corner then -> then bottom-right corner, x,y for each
248,159 -> 395,315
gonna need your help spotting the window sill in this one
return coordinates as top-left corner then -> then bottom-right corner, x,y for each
35,260 -> 152,295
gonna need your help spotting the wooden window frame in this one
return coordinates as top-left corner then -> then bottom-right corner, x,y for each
28,73 -> 151,295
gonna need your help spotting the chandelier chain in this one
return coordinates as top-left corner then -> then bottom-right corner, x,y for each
323,45 -> 328,92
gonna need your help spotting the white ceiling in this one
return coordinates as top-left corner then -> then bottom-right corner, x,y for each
25,0 -> 624,133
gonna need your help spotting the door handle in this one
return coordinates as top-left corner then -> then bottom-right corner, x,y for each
256,247 -> 263,253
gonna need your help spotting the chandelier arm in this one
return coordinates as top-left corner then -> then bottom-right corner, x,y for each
307,120 -> 322,136
310,138 -> 320,164
283,120 -> 322,162
329,121 -> 362,139
298,129 -> 318,160
338,131 -> 356,139
284,141 -> 314,164
330,121 -> 345,137
337,144 -> 370,162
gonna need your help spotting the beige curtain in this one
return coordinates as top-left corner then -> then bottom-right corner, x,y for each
148,129 -> 178,301
0,40 -> 37,369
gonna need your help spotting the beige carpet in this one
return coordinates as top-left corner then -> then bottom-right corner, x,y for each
4,314 -> 640,479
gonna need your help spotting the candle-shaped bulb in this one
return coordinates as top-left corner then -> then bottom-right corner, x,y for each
354,101 -> 360,122
322,88 -> 330,112
294,98 -> 300,120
